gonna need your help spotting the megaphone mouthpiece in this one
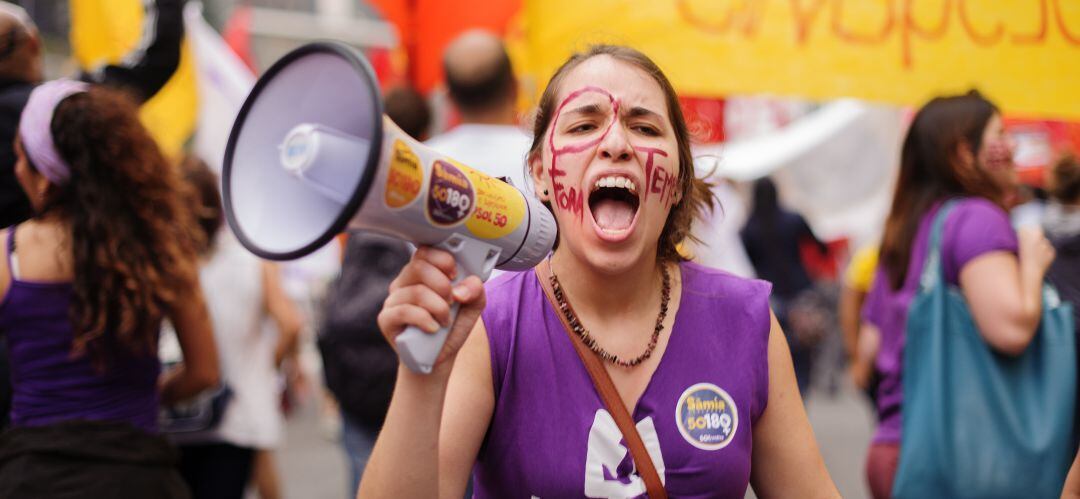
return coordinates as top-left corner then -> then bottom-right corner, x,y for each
279,124 -> 370,204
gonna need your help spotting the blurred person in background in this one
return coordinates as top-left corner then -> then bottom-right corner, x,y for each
385,84 -> 431,141
0,80 -> 218,498
173,157 -> 303,499
740,177 -> 829,396
425,29 -> 531,190
1041,153 -> 1080,332
861,90 -> 1056,498
318,83 -> 427,497
1052,152 -> 1080,498
839,244 -> 880,398
320,234 -> 410,498
0,0 -> 185,434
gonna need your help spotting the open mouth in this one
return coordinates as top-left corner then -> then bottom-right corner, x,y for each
588,175 -> 640,236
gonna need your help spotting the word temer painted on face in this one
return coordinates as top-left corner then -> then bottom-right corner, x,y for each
635,146 -> 677,206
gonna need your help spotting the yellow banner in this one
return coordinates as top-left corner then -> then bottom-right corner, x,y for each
512,0 -> 1080,119
70,0 -> 197,157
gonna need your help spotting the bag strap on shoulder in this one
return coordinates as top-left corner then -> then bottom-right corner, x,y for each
919,199 -> 960,291
535,260 -> 667,499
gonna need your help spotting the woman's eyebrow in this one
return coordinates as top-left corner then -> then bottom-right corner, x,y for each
624,106 -> 662,120
563,103 -> 606,118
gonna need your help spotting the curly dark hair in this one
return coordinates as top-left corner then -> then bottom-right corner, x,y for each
527,45 -> 714,262
34,86 -> 201,363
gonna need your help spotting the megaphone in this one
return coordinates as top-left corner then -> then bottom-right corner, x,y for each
222,42 -> 557,374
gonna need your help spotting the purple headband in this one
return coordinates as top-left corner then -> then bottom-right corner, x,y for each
19,79 -> 90,186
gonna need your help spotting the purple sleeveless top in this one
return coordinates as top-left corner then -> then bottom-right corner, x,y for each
0,227 -> 161,432
475,261 -> 772,498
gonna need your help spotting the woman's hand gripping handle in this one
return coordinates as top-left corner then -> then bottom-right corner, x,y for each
378,236 -> 497,374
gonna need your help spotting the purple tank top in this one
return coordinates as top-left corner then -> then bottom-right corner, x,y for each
0,227 -> 161,432
475,261 -> 772,498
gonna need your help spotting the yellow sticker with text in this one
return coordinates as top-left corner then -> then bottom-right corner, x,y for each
385,140 -> 423,209
450,160 -> 525,239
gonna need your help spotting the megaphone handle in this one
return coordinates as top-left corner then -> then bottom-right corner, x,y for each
396,235 -> 501,374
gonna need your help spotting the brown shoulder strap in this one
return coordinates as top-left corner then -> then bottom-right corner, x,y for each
535,260 -> 667,499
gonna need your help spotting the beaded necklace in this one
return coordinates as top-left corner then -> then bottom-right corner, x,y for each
548,262 -> 671,368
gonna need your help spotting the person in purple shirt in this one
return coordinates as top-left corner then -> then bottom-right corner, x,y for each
359,45 -> 840,498
0,80 -> 219,498
860,91 -> 1057,498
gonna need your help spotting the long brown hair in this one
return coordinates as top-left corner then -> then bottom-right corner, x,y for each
38,87 -> 201,363
880,90 -> 1004,290
527,45 -> 714,262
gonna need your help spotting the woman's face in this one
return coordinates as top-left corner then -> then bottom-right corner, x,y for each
530,55 -> 681,274
977,114 -> 1019,204
13,137 -> 48,212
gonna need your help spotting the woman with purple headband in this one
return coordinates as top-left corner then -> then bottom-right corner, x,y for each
0,79 -> 219,498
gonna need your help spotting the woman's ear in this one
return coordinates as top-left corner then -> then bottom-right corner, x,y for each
529,152 -> 551,201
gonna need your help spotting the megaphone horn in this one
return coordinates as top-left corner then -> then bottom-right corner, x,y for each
222,42 -> 556,374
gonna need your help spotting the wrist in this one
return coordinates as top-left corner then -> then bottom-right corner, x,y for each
396,361 -> 454,392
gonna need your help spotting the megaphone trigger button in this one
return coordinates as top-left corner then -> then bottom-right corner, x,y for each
443,235 -> 465,252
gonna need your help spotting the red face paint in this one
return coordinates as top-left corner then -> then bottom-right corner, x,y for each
547,86 -> 620,218
633,146 -> 677,207
980,139 -> 1013,171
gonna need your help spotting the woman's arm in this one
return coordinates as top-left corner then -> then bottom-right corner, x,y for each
359,320 -> 494,499
749,310 -> 840,499
160,282 -> 220,405
848,323 -> 880,391
261,262 -> 304,367
358,247 -> 492,498
960,227 -> 1056,356
837,283 -> 865,362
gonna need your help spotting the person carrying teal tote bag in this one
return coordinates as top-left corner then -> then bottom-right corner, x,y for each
893,200 -> 1078,499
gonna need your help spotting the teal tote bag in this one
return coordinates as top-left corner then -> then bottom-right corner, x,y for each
892,200 -> 1077,499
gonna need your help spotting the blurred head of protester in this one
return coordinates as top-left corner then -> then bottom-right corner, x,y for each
443,29 -> 516,125
0,2 -> 43,229
0,80 -> 218,498
181,156 -> 225,256
1045,153 -> 1080,233
0,3 -> 42,84
384,84 -> 431,140
863,90 -> 1056,498
426,29 -> 531,194
173,156 -> 303,499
